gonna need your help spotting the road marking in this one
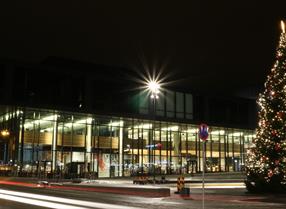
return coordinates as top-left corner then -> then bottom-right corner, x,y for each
0,189 -> 144,209
0,193 -> 87,209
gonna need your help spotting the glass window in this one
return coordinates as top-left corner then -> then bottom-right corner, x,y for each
166,91 -> 175,117
156,96 -> 165,116
176,92 -> 184,118
138,91 -> 149,114
0,106 -> 257,178
185,93 -> 193,119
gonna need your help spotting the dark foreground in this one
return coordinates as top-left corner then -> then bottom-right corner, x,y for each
0,179 -> 285,209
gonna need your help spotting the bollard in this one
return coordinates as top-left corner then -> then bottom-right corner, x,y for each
177,177 -> 180,193
180,176 -> 185,191
175,176 -> 190,196
176,176 -> 185,193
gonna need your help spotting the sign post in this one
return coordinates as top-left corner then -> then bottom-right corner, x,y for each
198,124 -> 209,209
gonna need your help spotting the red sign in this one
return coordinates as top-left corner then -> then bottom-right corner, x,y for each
156,143 -> 163,149
199,124 -> 209,141
145,143 -> 163,149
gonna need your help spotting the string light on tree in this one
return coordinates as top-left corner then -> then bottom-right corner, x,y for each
245,21 -> 286,192
281,20 -> 285,33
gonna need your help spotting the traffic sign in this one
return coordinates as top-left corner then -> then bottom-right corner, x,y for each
199,123 -> 209,141
198,123 -> 208,209
145,143 -> 163,149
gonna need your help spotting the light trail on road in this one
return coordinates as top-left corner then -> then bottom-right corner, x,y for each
0,180 -> 166,197
0,189 -> 144,209
0,193 -> 87,209
187,182 -> 245,189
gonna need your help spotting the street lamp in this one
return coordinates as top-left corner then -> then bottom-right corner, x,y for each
148,81 -> 160,99
147,80 -> 160,182
1,129 -> 10,137
1,129 -> 10,164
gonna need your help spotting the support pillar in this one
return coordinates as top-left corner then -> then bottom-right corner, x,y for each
86,122 -> 92,173
173,132 -> 180,173
52,115 -> 58,172
119,122 -> 123,177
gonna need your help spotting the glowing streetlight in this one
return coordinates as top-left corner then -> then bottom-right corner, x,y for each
146,80 -> 161,182
1,130 -> 10,137
147,80 -> 160,99
1,129 -> 10,164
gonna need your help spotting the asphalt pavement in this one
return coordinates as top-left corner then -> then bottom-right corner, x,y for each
0,172 -> 285,209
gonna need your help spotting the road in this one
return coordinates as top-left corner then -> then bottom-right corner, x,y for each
0,181 -> 285,209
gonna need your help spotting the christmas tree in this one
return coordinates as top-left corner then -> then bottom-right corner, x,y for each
245,21 -> 286,193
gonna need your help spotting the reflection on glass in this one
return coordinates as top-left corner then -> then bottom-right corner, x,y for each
0,108 -> 254,178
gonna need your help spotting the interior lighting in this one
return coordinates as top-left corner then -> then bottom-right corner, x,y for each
108,121 -> 124,127
24,115 -> 58,129
245,134 -> 256,138
229,132 -> 244,137
1,130 -> 10,137
133,123 -> 152,129
40,117 -> 93,132
187,128 -> 197,133
161,126 -> 179,131
75,118 -> 93,125
211,130 -> 225,135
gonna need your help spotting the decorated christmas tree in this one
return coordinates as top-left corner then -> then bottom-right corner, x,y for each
245,21 -> 286,192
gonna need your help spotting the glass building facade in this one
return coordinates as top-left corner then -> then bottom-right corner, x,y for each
0,107 -> 255,178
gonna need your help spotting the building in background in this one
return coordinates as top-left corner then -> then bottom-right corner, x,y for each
0,58 -> 256,178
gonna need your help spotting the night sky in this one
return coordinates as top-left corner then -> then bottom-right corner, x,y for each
0,1 -> 286,98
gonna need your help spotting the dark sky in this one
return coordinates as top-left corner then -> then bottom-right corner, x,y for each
0,1 -> 286,98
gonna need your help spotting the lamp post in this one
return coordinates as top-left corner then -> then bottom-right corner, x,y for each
1,129 -> 10,164
147,80 -> 160,183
